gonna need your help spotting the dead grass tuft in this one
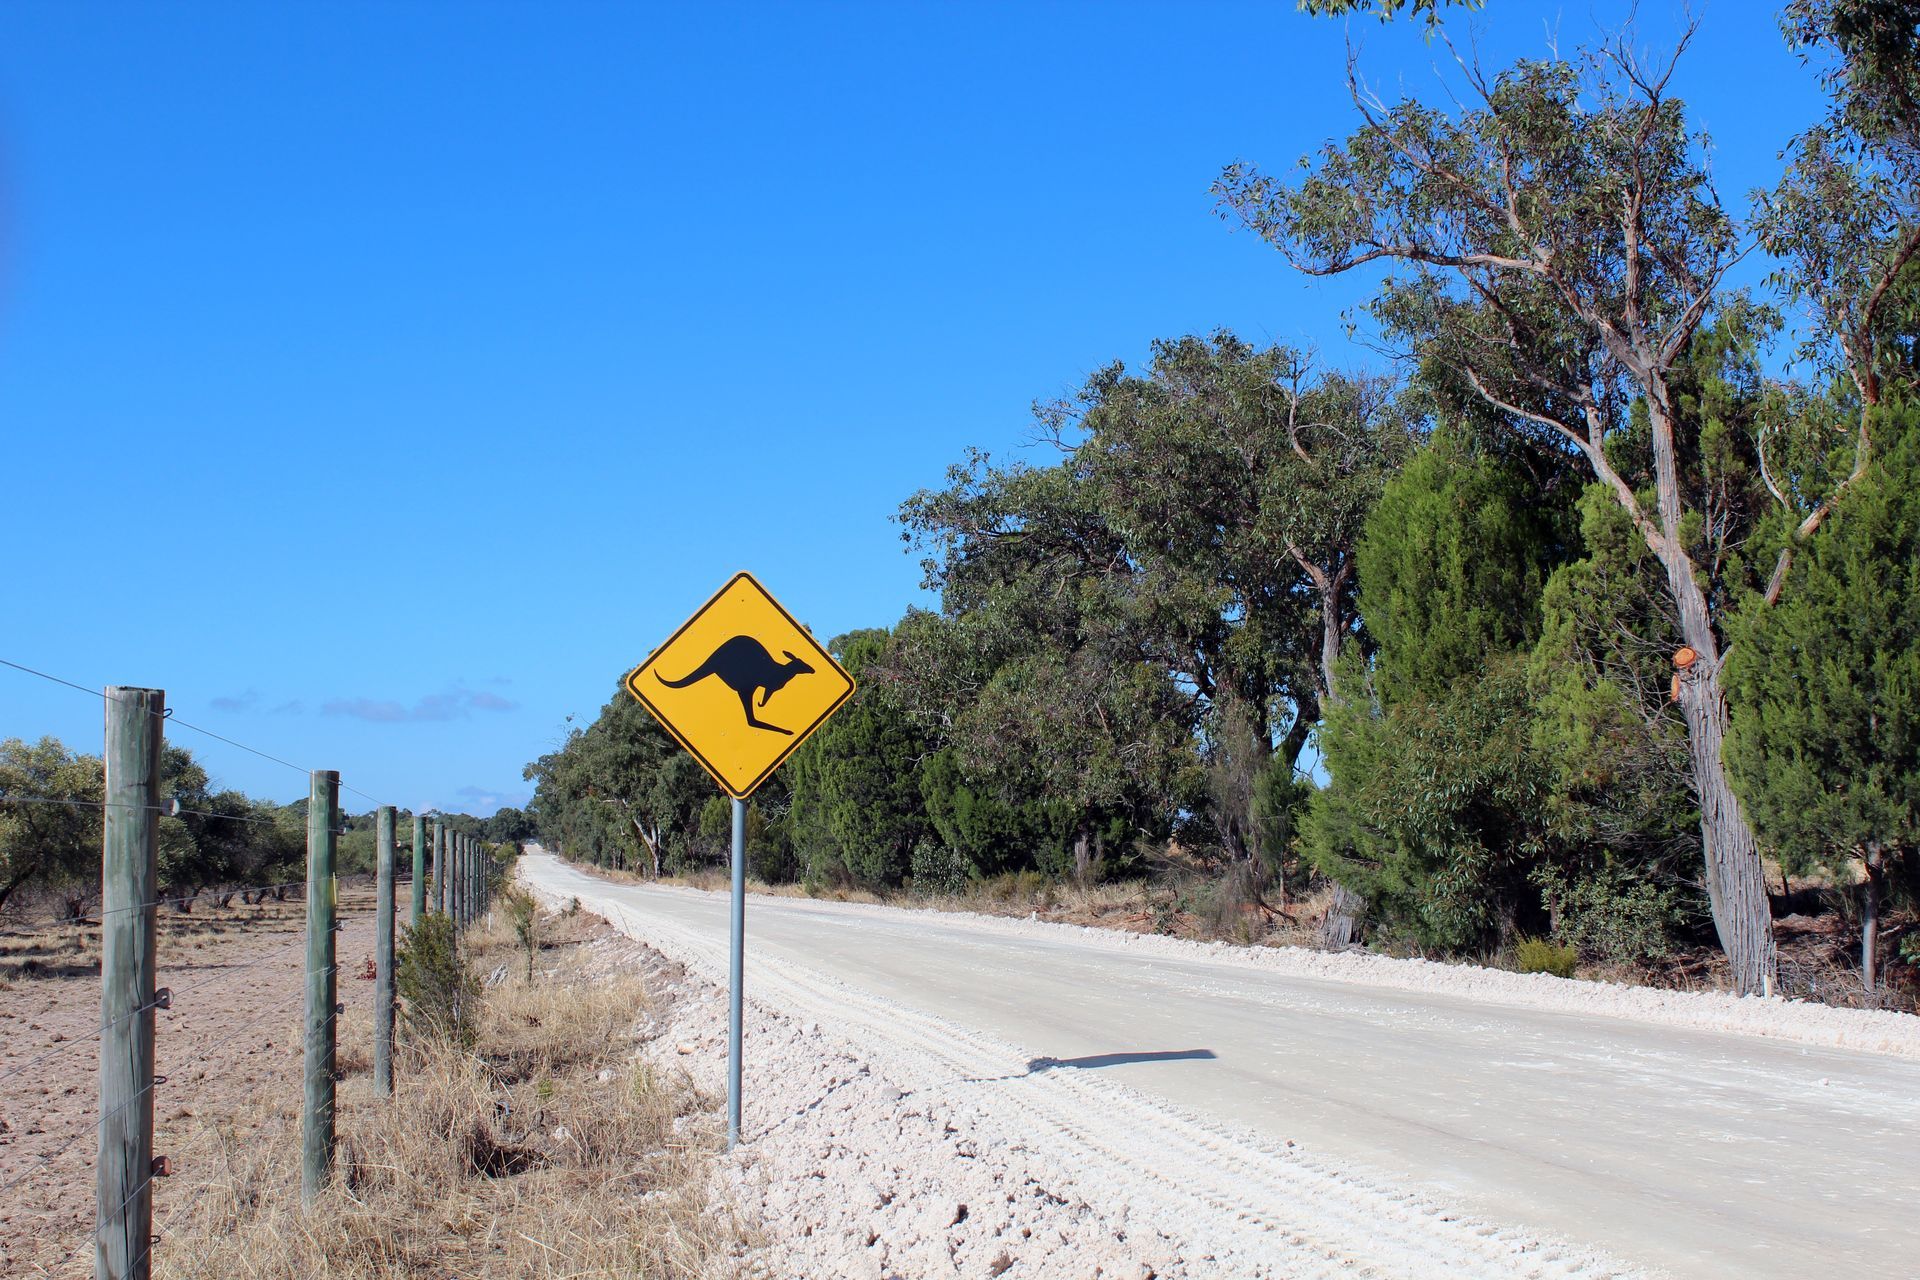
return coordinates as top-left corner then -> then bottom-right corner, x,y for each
150,908 -> 744,1279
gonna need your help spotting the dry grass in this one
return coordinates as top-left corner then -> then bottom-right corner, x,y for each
149,908 -> 746,1280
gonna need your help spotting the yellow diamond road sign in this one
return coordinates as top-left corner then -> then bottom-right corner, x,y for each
624,572 -> 855,799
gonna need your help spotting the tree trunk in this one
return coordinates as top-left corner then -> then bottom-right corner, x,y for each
1862,842 -> 1885,994
1665,566 -> 1778,997
1319,881 -> 1364,949
0,865 -> 36,914
1311,579 -> 1366,948
1072,825 -> 1091,889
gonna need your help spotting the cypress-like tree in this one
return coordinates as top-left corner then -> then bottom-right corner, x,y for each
785,629 -> 931,887
1726,406 -> 1920,991
1303,436 -> 1567,951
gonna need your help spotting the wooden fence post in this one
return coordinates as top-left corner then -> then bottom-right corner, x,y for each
97,686 -> 162,1280
302,770 -> 339,1209
374,805 -> 395,1097
432,821 -> 445,915
410,813 -> 427,927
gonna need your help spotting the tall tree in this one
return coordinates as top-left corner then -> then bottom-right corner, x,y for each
888,454 -> 1197,883
1304,431 -> 1570,951
1756,0 -> 1920,599
785,629 -> 931,887
1726,405 -> 1920,991
1217,31 -> 1794,992
897,334 -> 1409,893
1296,0 -> 1481,24
0,737 -> 103,911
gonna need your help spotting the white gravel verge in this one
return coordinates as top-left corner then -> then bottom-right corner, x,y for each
533,874 -> 1651,1280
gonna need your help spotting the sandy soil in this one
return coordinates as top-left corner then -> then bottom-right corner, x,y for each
0,887 -> 384,1278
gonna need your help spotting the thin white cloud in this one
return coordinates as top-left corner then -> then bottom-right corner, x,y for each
322,687 -> 521,724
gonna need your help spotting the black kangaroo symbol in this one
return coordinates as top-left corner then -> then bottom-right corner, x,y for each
656,635 -> 814,735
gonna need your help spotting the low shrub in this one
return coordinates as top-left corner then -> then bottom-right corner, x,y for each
396,911 -> 479,1048
1515,936 -> 1579,979
909,840 -> 971,897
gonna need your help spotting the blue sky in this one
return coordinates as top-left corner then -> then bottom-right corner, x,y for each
0,3 -> 1826,815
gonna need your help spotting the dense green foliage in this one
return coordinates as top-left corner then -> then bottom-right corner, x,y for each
1727,405 -> 1920,899
0,735 -> 500,915
786,630 -> 930,886
395,910 -> 478,1047
525,6 -> 1920,996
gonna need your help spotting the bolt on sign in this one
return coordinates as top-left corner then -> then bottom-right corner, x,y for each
624,571 -> 855,799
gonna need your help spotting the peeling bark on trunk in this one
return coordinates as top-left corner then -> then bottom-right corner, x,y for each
1072,825 -> 1092,889
1320,882 -> 1365,949
1863,842 -> 1885,994
626,813 -> 663,879
1304,563 -> 1365,948
1666,559 -> 1778,997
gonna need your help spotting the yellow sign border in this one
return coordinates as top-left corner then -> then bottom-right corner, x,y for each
622,571 -> 855,800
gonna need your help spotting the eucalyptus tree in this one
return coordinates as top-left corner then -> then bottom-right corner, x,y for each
1296,0 -> 1481,23
897,334 -> 1412,895
892,457 -> 1198,882
1217,31 -> 1795,991
1068,335 -> 1413,928
0,737 -> 103,911
522,689 -> 712,875
1755,0 -> 1920,599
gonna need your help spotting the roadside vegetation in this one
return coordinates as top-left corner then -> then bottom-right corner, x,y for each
527,0 -> 1920,1014
152,894 -> 741,1280
0,736 -> 532,920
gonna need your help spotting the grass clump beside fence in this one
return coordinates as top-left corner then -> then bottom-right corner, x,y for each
155,906 -> 745,1279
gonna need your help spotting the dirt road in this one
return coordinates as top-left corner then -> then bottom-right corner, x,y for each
522,851 -> 1920,1280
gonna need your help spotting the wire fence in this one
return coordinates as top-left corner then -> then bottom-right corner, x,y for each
1,900 -> 366,1276
0,656 -> 471,1279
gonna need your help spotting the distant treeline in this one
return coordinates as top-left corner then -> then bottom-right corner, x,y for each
541,0 -> 1918,995
0,736 -> 533,916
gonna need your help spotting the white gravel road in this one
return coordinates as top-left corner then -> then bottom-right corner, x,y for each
520,851 -> 1920,1279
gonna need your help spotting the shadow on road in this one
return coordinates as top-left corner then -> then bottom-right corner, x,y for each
965,1048 -> 1217,1084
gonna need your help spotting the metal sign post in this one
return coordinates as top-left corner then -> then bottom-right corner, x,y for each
728,797 -> 747,1148
622,571 -> 855,1150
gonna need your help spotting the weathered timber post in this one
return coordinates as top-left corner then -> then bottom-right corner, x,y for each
374,805 -> 395,1097
432,821 -> 446,915
451,833 -> 464,926
410,813 -> 427,927
302,770 -> 339,1209
98,686 -> 162,1280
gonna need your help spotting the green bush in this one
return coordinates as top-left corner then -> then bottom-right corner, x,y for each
1514,936 -> 1579,979
503,888 -> 539,982
1532,864 -> 1682,964
909,840 -> 971,896
396,911 -> 479,1048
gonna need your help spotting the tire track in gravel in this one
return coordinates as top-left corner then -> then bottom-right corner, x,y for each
531,861 -> 1643,1280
